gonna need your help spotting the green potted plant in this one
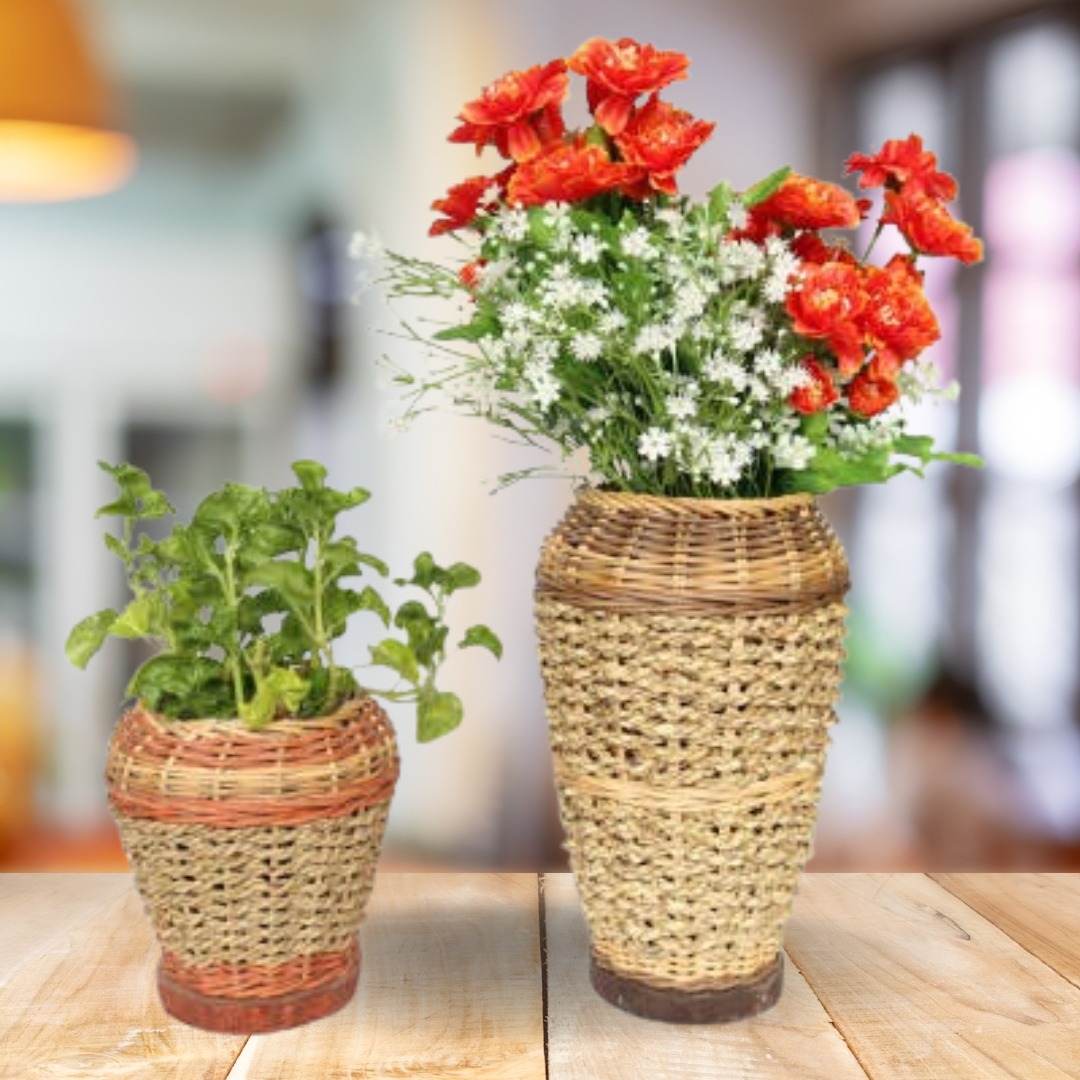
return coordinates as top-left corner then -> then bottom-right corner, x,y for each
362,37 -> 982,1022
66,459 -> 500,1033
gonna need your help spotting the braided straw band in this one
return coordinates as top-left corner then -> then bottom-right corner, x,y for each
537,490 -> 849,614
535,492 -> 848,1001
107,696 -> 399,827
158,943 -> 360,1034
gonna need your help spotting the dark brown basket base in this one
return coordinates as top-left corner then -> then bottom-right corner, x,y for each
157,951 -> 361,1034
589,953 -> 783,1023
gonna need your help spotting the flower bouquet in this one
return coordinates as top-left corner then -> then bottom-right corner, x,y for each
363,36 -> 982,1022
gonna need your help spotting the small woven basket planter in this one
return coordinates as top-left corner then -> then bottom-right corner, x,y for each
535,490 -> 848,1023
106,695 -> 399,1034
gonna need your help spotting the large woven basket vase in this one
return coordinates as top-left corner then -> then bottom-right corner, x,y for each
106,694 -> 399,1033
535,490 -> 849,1022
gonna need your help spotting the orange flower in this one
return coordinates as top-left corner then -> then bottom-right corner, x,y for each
459,259 -> 488,290
450,60 -> 569,162
790,233 -> 857,265
506,140 -> 636,207
846,134 -> 958,200
847,371 -> 900,417
430,175 -> 502,236
749,173 -> 861,233
786,261 -> 867,375
861,254 -> 940,361
613,96 -> 714,196
883,191 -> 983,264
789,357 -> 840,414
568,37 -> 690,136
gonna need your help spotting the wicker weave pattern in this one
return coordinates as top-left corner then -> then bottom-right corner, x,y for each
537,490 -> 848,613
106,695 -> 398,1002
535,492 -> 848,993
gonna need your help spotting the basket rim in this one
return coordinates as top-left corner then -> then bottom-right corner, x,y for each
577,487 -> 816,514
123,693 -> 383,740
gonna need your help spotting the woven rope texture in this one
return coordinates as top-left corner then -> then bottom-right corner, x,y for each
536,491 -> 848,992
107,696 -> 398,1000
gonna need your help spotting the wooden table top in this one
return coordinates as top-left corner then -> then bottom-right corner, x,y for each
2,872 -> 1078,1079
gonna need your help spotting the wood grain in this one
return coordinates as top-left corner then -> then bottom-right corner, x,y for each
931,874 -> 1080,991
224,873 -> 545,1080
0,879 -> 247,1080
543,873 -> 870,1080
0,873 -> 130,980
786,874 -> 1080,1079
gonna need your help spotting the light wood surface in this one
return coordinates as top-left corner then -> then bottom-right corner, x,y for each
785,874 -> 1080,1079
0,876 -> 246,1080
931,873 -> 1080,991
3,872 -> 1079,1079
228,873 -> 545,1080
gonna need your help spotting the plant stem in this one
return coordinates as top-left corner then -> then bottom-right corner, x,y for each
222,540 -> 246,716
861,221 -> 885,263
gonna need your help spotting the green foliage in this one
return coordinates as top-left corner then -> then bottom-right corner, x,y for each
65,461 -> 501,737
779,428 -> 984,494
740,166 -> 791,207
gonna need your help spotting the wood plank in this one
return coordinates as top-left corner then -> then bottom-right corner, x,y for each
225,873 -> 546,1080
930,874 -> 1080,991
0,873 -> 131,980
0,877 -> 248,1080
543,873 -> 870,1080
786,873 -> 1080,1079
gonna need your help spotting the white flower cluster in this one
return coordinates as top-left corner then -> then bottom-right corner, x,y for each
460,199 -> 818,491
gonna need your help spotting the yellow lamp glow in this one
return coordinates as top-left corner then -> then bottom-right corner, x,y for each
0,0 -> 136,202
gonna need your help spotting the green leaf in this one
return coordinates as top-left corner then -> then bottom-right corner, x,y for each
799,411 -> 831,442
95,494 -> 140,519
445,562 -> 481,592
741,166 -> 791,208
417,688 -> 464,742
65,610 -> 118,669
935,451 -> 984,468
292,460 -> 328,491
238,590 -> 285,636
96,462 -> 176,520
355,552 -> 389,577
394,599 -> 435,635
393,600 -> 447,667
893,434 -> 935,459
193,484 -> 268,535
268,614 -> 311,663
241,524 -> 305,561
240,667 -> 309,729
782,446 -> 904,494
707,180 -> 733,222
110,594 -> 165,639
369,638 -> 420,685
322,538 -> 362,582
323,585 -> 391,636
353,586 -> 391,628
892,435 -> 984,471
127,655 -> 227,710
434,313 -> 498,343
244,560 -> 315,611
459,624 -> 503,660
409,552 -> 438,590
135,491 -> 175,519
103,533 -> 129,561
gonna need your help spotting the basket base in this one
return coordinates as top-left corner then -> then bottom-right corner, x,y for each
589,953 -> 783,1024
157,950 -> 361,1034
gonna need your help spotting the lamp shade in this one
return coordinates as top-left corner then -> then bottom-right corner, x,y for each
0,0 -> 136,202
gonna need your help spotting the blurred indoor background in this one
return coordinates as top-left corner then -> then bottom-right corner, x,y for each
1,0 -> 1078,872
